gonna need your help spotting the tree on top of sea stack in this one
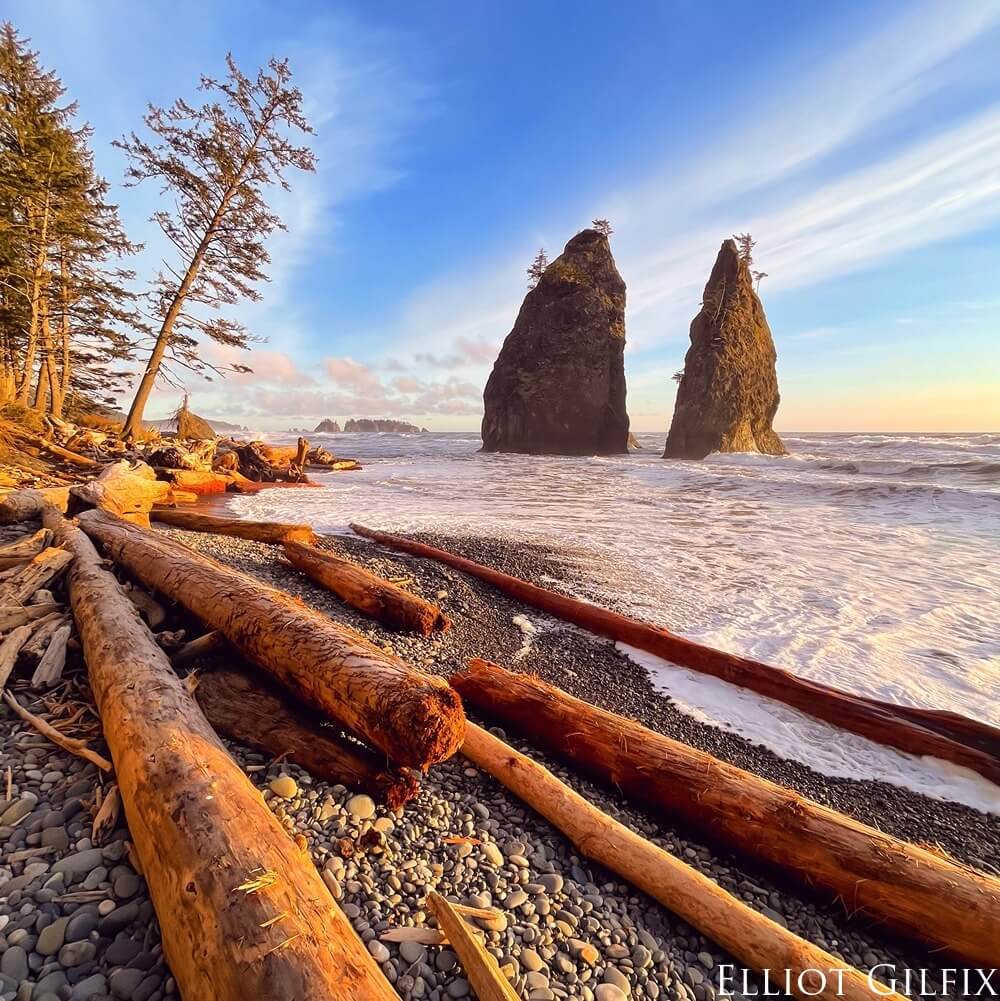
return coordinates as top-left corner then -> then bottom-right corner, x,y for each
115,54 -> 315,439
481,228 -> 629,456
663,238 -> 786,460
173,393 -> 214,440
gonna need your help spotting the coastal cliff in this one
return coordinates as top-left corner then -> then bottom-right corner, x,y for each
481,228 -> 629,455
314,418 -> 341,433
664,239 -> 785,459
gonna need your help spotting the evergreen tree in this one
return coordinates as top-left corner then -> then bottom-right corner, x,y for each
733,232 -> 755,265
526,248 -> 548,289
115,54 -> 316,438
592,218 -> 613,237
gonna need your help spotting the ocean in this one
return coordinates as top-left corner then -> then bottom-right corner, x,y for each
228,430 -> 1000,810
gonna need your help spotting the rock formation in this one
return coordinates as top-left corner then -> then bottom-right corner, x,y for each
313,419 -> 341,433
663,240 -> 785,459
344,418 -> 422,433
481,228 -> 629,455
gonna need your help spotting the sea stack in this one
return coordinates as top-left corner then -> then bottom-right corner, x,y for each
663,239 -> 786,459
481,228 -> 629,455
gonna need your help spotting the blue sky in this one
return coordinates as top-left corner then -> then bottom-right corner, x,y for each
8,0 -> 1000,430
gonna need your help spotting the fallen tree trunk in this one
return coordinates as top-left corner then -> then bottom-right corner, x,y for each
43,509 -> 399,1001
0,528 -> 52,568
351,526 -> 1000,777
284,541 -> 450,635
151,508 -> 317,545
461,723 -> 902,1001
159,469 -> 233,495
172,630 -> 227,669
78,511 -> 465,770
454,660 -> 1000,965
0,487 -> 70,525
194,666 -> 420,810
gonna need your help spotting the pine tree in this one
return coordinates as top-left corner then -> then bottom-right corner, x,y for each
592,218 -> 613,237
733,232 -> 755,265
526,248 -> 548,289
115,54 -> 316,438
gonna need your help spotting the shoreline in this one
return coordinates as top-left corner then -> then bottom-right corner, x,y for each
1,517 -> 997,1001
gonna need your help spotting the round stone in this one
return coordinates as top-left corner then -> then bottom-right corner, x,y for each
269,775 -> 298,798
481,843 -> 503,867
35,917 -> 69,956
447,978 -> 471,998
346,794 -> 375,819
399,940 -> 426,964
603,967 -> 631,994
367,940 -> 390,963
595,986 -> 629,1001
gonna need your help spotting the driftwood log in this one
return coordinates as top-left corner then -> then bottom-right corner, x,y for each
0,487 -> 70,525
461,722 -> 902,1001
69,461 -> 173,527
160,469 -> 234,495
0,547 -> 73,605
43,509 -> 398,1001
151,508 -> 317,545
351,525 -> 1000,778
454,660 -> 1000,965
0,528 -> 53,568
194,666 -> 420,810
78,511 -> 465,770
8,426 -> 98,467
283,541 -> 450,635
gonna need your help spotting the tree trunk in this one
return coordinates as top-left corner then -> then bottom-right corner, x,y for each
194,665 -> 420,810
159,469 -> 234,495
461,723 -> 902,1001
351,526 -> 1000,776
151,508 -> 316,545
454,660 -> 1000,966
77,510 -> 465,770
0,547 -> 73,605
42,509 -> 399,1001
284,540 -> 450,635
16,190 -> 52,405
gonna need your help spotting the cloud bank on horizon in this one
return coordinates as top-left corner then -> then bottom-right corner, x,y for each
7,0 -> 1000,432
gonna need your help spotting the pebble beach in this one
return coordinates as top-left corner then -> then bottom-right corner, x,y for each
1,523 -> 997,1001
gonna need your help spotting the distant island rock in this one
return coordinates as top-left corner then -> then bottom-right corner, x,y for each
481,228 -> 629,455
344,418 -> 423,433
663,239 -> 786,459
313,419 -> 342,433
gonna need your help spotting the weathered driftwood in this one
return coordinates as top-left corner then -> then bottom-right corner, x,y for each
0,623 -> 34,687
8,426 -> 99,467
151,508 -> 317,545
0,603 -> 60,632
194,666 -> 420,810
351,525 -> 1000,778
0,547 -> 73,605
78,511 -> 465,770
43,509 -> 399,1001
0,487 -> 70,525
160,469 -> 233,495
0,528 -> 53,568
461,722 -> 904,1001
69,461 -> 172,526
426,891 -> 519,1001
454,660 -> 1000,965
122,583 -> 166,629
171,630 -> 227,669
22,612 -> 70,658
30,623 -> 71,687
283,541 -> 450,635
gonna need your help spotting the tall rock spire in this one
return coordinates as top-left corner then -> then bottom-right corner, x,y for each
664,239 -> 786,459
481,228 -> 629,455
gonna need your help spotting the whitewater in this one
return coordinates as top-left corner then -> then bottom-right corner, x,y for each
229,430 -> 1000,812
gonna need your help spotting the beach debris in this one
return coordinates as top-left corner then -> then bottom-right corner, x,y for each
460,720 -> 906,1001
151,508 -> 317,544
78,509 -> 466,770
45,508 -> 399,1001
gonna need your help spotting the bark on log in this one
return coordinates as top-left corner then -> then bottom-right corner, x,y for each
151,508 -> 317,545
194,666 -> 420,810
351,526 -> 1000,777
461,722 -> 904,1001
42,509 -> 399,1001
454,660 -> 1000,966
284,541 -> 450,635
0,487 -> 70,525
78,511 -> 465,769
